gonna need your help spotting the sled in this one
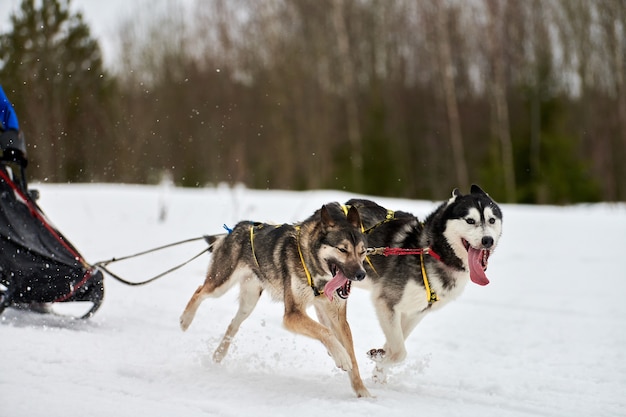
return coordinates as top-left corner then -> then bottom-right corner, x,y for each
0,132 -> 104,319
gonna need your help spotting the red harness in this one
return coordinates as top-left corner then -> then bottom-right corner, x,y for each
367,246 -> 442,262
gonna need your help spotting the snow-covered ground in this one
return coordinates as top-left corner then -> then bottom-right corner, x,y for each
2,183 -> 624,417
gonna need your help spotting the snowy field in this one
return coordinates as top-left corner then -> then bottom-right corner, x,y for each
1,183 -> 625,417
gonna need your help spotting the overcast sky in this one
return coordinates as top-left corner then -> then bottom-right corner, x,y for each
2,0 -> 180,68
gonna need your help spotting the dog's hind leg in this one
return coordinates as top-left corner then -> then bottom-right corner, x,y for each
179,261 -> 242,331
180,284 -> 211,331
213,276 -> 263,363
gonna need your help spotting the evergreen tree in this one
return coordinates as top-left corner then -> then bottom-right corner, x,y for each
0,0 -> 114,182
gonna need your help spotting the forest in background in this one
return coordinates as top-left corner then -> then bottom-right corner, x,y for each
1,0 -> 625,203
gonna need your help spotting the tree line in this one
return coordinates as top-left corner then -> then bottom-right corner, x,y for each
1,0 -> 625,203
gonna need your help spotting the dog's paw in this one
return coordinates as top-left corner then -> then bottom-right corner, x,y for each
368,346 -> 407,365
212,348 -> 225,363
355,386 -> 374,398
179,313 -> 192,331
213,336 -> 235,363
367,348 -> 386,362
330,344 -> 353,371
334,354 -> 353,371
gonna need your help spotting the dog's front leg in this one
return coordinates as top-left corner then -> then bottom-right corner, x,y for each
316,303 -> 372,398
373,303 -> 408,365
283,307 -> 352,371
400,310 -> 427,346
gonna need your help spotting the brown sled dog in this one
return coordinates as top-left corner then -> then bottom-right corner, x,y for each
180,203 -> 371,397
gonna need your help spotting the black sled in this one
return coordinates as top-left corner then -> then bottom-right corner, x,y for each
0,131 -> 104,319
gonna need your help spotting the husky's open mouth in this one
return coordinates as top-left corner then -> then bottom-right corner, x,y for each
462,239 -> 491,286
324,264 -> 352,301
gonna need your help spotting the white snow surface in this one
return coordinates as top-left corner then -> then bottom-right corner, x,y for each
2,183 -> 625,417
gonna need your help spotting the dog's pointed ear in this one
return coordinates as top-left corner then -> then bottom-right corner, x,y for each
471,184 -> 487,196
320,205 -> 336,228
449,188 -> 462,203
346,205 -> 362,229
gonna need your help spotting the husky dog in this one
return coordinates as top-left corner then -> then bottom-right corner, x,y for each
347,185 -> 502,378
180,203 -> 372,397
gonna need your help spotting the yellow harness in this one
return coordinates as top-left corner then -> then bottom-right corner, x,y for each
249,206 -> 437,304
249,223 -> 261,268
347,207 -> 439,305
250,223 -> 322,296
295,225 -> 322,296
420,252 -> 438,304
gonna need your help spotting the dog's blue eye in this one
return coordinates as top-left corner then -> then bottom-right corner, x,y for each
465,218 -> 476,225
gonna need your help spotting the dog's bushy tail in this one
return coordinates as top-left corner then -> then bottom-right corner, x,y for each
204,234 -> 227,253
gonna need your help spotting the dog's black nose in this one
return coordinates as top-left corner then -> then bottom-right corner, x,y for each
482,236 -> 494,248
355,270 -> 366,281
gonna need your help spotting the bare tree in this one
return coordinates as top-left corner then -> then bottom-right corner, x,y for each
601,0 -> 626,199
485,0 -> 516,202
331,0 -> 363,191
3,0 -> 620,202
433,1 -> 469,191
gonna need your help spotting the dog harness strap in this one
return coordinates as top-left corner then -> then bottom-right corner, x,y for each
250,224 -> 260,267
424,248 -> 442,262
365,255 -> 379,277
420,252 -> 439,304
363,209 -> 395,235
295,226 -> 322,297
370,246 -> 441,261
367,245 -> 440,304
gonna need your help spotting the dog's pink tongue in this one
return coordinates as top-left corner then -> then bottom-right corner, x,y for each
468,247 -> 489,286
324,271 -> 348,301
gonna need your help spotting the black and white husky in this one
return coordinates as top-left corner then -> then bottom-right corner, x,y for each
347,185 -> 502,379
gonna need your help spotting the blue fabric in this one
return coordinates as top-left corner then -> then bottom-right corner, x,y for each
0,85 -> 19,131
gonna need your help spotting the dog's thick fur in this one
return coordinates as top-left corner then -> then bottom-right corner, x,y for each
347,185 -> 502,374
180,203 -> 371,397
